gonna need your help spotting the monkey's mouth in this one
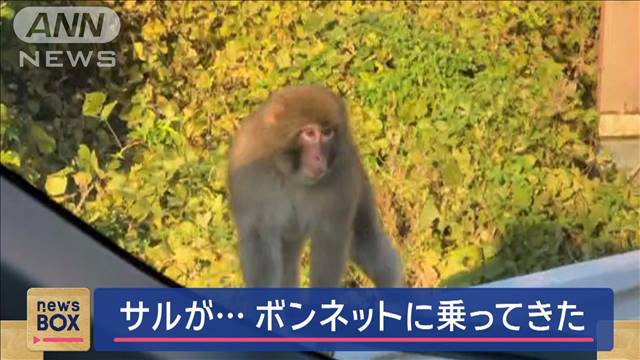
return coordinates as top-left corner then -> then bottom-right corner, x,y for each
301,168 -> 329,184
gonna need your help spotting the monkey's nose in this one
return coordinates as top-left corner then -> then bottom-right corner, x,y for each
306,161 -> 327,180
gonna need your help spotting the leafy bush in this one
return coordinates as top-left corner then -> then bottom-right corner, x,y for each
1,1 -> 638,287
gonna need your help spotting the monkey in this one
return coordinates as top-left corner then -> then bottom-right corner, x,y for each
227,85 -> 403,288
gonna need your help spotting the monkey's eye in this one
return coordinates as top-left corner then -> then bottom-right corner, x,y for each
301,128 -> 317,141
321,127 -> 334,139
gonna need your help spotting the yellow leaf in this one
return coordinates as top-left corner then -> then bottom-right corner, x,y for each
133,42 -> 145,60
73,171 -> 92,190
45,175 -> 67,196
142,19 -> 166,40
275,50 -> 292,69
195,72 -> 212,89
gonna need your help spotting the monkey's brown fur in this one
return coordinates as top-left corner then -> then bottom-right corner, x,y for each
228,85 -> 403,288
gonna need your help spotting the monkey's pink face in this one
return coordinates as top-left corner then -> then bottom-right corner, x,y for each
298,123 -> 335,183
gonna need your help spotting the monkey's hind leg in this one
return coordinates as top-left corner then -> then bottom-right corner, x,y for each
352,231 -> 403,287
309,225 -> 351,287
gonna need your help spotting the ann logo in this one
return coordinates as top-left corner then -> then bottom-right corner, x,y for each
26,12 -> 105,40
13,6 -> 120,43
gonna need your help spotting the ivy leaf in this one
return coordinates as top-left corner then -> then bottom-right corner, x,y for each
195,72 -> 212,89
275,50 -> 292,69
482,258 -> 512,280
419,199 -> 440,230
142,19 -> 166,40
76,144 -> 92,172
0,150 -> 20,167
133,42 -> 145,60
0,4 -> 15,19
441,158 -> 462,187
73,171 -> 92,190
303,14 -> 325,34
82,92 -> 107,117
512,182 -> 532,209
100,101 -> 118,121
29,124 -> 56,154
146,242 -> 173,268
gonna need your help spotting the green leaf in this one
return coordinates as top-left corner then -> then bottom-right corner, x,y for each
441,158 -> 462,187
481,258 -> 510,280
303,14 -> 325,33
90,150 -> 104,178
100,101 -> 118,121
0,102 -> 8,121
76,144 -> 104,178
82,92 -> 107,117
0,4 -> 15,19
275,50 -> 292,69
482,242 -> 500,259
512,182 -> 532,208
419,199 -> 440,229
76,144 -> 92,172
449,245 -> 482,266
29,124 -> 56,154
146,242 -> 173,267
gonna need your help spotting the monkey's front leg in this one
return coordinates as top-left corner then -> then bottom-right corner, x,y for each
239,227 -> 283,287
309,224 -> 352,287
281,235 -> 304,287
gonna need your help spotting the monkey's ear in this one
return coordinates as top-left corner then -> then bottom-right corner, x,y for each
264,102 -> 285,125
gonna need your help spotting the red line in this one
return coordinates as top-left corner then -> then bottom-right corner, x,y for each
44,337 -> 84,343
113,337 -> 593,343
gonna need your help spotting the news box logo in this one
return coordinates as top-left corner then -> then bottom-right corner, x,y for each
26,288 -> 90,351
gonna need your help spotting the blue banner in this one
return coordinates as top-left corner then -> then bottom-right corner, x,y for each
93,288 -> 613,352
